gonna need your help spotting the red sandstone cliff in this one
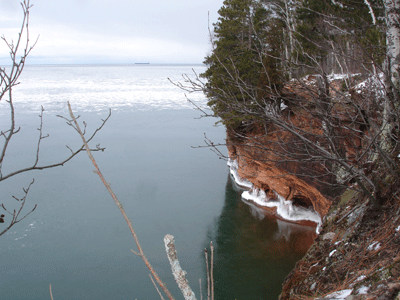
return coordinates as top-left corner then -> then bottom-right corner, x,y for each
225,74 -> 383,225
227,133 -> 331,224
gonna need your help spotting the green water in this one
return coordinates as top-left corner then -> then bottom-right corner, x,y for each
0,108 -> 315,300
209,178 -> 315,299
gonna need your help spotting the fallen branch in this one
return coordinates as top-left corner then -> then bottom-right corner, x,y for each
164,234 -> 197,300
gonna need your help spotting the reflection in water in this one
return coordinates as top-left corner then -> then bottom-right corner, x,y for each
206,175 -> 316,299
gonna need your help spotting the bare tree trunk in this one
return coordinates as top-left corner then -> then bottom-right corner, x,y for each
385,0 -> 400,89
381,0 -> 400,152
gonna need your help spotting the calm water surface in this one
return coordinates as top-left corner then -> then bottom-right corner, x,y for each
0,65 -> 315,299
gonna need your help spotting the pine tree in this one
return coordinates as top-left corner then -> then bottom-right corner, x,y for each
201,0 -> 268,132
202,0 -> 286,132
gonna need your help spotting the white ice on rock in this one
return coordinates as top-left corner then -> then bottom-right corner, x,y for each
228,159 -> 322,233
227,159 -> 253,189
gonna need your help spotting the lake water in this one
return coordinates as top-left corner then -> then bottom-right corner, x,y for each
0,65 -> 315,299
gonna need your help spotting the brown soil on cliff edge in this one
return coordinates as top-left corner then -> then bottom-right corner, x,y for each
279,189 -> 400,299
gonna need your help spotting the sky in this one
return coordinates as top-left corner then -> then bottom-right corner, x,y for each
0,0 -> 224,64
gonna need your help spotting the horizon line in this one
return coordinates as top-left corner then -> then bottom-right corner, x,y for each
0,62 -> 207,67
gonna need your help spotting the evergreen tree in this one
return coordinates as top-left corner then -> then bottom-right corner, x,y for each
201,0 -> 269,132
202,0 -> 287,132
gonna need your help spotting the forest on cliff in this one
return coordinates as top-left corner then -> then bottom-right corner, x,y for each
183,0 -> 400,211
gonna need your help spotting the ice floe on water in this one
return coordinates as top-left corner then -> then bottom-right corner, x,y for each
0,64 -> 208,115
5,221 -> 38,249
228,159 -> 322,233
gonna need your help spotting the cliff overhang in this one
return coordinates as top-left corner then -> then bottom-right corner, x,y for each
227,136 -> 332,230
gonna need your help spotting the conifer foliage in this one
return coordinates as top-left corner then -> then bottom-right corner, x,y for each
201,0 -> 274,132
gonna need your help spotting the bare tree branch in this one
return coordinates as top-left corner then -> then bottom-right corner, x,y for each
0,1 -> 110,237
0,179 -> 36,237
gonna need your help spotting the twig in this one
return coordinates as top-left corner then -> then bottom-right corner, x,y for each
205,249 -> 210,300
210,242 -> 214,300
0,110 -> 110,182
0,179 -> 37,237
49,284 -> 54,300
149,274 -> 166,300
199,278 -> 203,300
67,101 -> 175,300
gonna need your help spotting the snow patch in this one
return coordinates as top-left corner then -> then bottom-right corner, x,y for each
355,73 -> 385,96
368,241 -> 381,251
327,73 -> 358,81
355,275 -> 366,283
350,275 -> 366,287
357,285 -> 370,295
228,159 -> 322,233
331,0 -> 344,8
325,289 -> 352,299
329,249 -> 337,257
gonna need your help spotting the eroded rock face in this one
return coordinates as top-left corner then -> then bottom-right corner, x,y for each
227,135 -> 332,221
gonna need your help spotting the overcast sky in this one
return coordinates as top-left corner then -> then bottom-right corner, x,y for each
0,0 -> 224,64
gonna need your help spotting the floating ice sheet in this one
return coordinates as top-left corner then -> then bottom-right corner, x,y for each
0,64 -> 208,115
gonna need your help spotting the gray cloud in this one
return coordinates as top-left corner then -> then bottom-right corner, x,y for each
8,0 -> 224,63
0,0 -> 223,64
